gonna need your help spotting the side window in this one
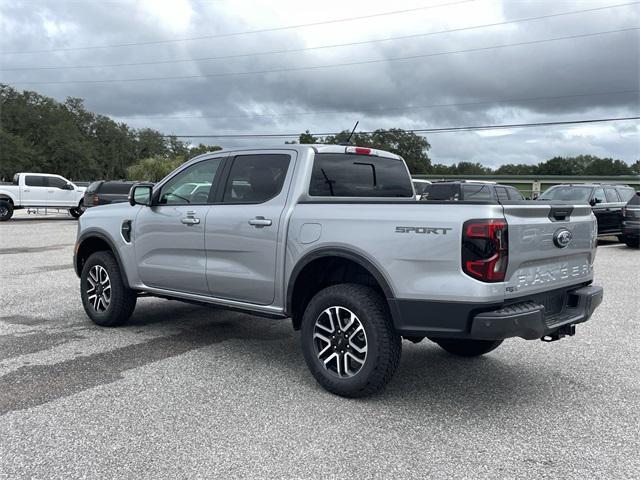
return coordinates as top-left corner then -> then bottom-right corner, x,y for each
616,187 -> 634,202
47,177 -> 67,189
25,175 -> 46,187
495,187 -> 509,202
507,187 -> 524,200
159,158 -> 222,205
592,188 -> 605,204
461,184 -> 494,201
604,187 -> 620,203
223,154 -> 290,204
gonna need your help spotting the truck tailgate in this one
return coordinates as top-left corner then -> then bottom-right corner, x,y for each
502,203 -> 597,299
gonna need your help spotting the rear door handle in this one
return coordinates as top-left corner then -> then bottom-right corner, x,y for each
248,216 -> 272,228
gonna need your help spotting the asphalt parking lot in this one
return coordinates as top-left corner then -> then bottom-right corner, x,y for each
1,212 -> 638,479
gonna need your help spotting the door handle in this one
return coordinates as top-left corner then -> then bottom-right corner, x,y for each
248,216 -> 272,228
181,217 -> 200,225
24,189 -> 30,192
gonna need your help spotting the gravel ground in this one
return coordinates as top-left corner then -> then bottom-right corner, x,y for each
0,212 -> 639,479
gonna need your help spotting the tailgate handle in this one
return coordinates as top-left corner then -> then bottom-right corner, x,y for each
549,207 -> 573,222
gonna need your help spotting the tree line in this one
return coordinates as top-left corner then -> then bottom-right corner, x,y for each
1,85 -> 638,182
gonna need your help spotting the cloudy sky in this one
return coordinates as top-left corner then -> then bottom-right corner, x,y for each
1,0 -> 639,167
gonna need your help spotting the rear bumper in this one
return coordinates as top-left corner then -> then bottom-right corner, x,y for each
623,220 -> 640,238
389,284 -> 603,340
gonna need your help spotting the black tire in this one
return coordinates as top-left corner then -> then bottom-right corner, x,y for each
433,338 -> 503,357
300,284 -> 401,398
69,202 -> 85,219
0,200 -> 13,221
625,237 -> 639,248
80,251 -> 136,327
617,235 -> 626,244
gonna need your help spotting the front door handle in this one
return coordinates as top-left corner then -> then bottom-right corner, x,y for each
181,217 -> 200,225
248,216 -> 272,228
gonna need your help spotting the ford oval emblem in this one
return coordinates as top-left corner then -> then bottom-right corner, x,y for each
553,228 -> 573,248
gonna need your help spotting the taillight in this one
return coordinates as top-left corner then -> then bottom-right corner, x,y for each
92,194 -> 99,205
462,219 -> 508,282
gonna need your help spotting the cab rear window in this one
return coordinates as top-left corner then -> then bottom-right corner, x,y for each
309,154 -> 413,197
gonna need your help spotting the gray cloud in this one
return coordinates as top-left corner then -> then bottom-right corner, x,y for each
1,0 -> 638,164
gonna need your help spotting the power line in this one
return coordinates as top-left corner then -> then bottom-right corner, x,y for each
3,2 -> 636,72
1,0 -> 471,55
159,116 -> 640,138
112,89 -> 639,121
8,27 -> 638,85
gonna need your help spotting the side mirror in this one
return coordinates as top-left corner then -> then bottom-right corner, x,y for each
129,184 -> 153,206
590,198 -> 601,206
63,182 -> 74,190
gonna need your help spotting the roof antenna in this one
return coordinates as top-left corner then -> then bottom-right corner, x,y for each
339,121 -> 359,146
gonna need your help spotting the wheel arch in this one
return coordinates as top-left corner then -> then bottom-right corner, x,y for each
75,230 -> 130,287
286,247 -> 395,330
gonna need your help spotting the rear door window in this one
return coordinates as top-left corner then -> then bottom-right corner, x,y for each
461,184 -> 494,201
103,182 -> 135,194
25,175 -> 46,187
604,187 -> 620,203
309,154 -> 413,197
616,187 -> 635,202
494,187 -> 509,202
223,154 -> 291,203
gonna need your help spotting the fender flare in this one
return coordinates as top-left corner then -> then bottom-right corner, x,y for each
75,229 -> 130,287
285,246 -> 395,316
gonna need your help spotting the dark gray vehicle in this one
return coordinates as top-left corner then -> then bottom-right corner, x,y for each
538,184 -> 636,240
84,181 -> 137,208
622,192 -> 640,248
73,145 -> 603,397
419,180 -> 525,201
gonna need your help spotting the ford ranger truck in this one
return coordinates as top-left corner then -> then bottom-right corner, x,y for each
73,146 -> 603,397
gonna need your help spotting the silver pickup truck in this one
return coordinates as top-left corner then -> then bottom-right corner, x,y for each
74,145 -> 603,397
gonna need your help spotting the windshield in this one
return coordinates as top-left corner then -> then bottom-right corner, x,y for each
538,186 -> 592,202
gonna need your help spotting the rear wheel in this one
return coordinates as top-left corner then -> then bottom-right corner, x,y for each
81,251 -> 136,327
69,201 -> 85,218
625,237 -> 639,248
300,284 -> 401,398
0,200 -> 13,221
433,338 -> 503,357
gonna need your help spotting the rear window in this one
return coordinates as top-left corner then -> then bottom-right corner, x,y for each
25,175 -> 46,187
102,182 -> 135,194
494,187 -> 509,202
86,181 -> 103,193
461,184 -> 494,201
538,186 -> 592,202
421,183 -> 459,200
507,187 -> 525,200
309,154 -> 413,197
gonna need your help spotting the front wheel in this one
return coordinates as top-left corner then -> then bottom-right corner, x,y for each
80,251 -> 136,327
300,284 -> 401,398
432,338 -> 503,357
625,237 -> 639,248
0,200 -> 13,221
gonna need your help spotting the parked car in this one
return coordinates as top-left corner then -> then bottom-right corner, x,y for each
412,179 -> 431,199
419,180 -> 525,201
622,192 -> 640,248
0,172 -> 86,221
84,181 -> 137,208
537,184 -> 636,240
74,145 -> 602,397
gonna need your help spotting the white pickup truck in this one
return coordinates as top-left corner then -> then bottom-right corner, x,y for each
0,172 -> 87,221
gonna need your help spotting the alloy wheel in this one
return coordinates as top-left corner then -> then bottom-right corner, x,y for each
86,265 -> 111,312
313,306 -> 368,378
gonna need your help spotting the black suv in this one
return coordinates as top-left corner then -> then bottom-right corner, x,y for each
538,184 -> 636,239
419,180 -> 525,202
622,192 -> 640,248
84,180 -> 137,208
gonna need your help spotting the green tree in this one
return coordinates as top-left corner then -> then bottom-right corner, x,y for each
188,143 -> 222,159
631,160 -> 640,175
126,155 -> 184,182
